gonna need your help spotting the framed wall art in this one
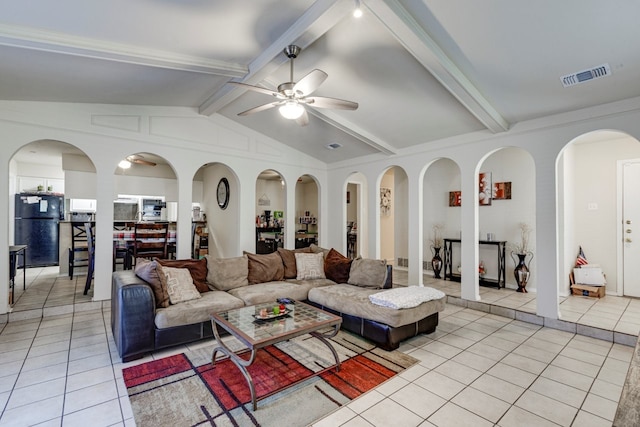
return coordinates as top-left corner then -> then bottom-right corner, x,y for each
380,187 -> 391,216
493,182 -> 512,200
479,172 -> 492,206
449,191 -> 462,207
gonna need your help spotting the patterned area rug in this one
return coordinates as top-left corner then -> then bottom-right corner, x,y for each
124,330 -> 418,427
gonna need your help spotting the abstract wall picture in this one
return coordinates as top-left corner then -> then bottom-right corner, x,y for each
493,182 -> 512,200
380,187 -> 391,216
449,191 -> 462,207
479,172 -> 492,206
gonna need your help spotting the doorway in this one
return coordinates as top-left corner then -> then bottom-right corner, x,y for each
621,160 -> 640,297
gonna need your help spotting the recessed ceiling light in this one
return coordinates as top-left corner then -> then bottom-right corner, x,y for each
326,143 -> 342,150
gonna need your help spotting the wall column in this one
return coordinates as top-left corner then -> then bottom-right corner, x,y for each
460,165 -> 480,301
407,168 -> 423,286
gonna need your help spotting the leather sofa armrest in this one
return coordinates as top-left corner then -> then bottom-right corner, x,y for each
384,264 -> 393,289
111,270 -> 156,362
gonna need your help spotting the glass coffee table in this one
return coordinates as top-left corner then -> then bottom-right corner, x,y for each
210,300 -> 342,410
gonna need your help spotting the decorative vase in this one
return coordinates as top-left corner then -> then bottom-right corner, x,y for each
511,251 -> 533,293
431,246 -> 443,279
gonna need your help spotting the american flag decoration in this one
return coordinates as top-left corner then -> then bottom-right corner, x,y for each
575,246 -> 588,267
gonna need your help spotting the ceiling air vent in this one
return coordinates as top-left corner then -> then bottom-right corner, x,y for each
561,63 -> 611,87
326,142 -> 342,150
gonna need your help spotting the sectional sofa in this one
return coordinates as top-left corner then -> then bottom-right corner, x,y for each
111,246 -> 445,361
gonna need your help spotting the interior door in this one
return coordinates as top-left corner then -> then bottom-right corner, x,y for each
623,161 -> 640,297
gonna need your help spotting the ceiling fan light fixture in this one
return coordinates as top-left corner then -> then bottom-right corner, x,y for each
279,101 -> 304,120
118,159 -> 131,169
353,0 -> 363,18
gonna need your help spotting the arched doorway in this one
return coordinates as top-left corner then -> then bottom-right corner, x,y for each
346,172 -> 367,258
256,169 -> 285,254
378,166 -> 408,268
423,158 -> 461,282
10,140 -> 96,310
295,174 -> 319,249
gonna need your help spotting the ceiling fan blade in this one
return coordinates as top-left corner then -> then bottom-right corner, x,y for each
237,101 -> 281,116
133,159 -> 156,166
305,96 -> 358,110
127,155 -> 157,166
292,69 -> 328,96
296,108 -> 309,127
229,82 -> 280,98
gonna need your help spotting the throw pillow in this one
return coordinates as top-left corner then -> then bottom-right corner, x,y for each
295,252 -> 326,280
205,255 -> 249,291
157,264 -> 201,304
245,251 -> 285,285
324,248 -> 352,284
309,243 -> 331,258
277,247 -> 312,279
348,257 -> 388,289
134,258 -> 170,308
156,258 -> 209,293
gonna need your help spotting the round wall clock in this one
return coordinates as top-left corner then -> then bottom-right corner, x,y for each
217,178 -> 230,210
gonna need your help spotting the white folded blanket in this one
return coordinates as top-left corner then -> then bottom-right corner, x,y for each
369,286 -> 446,309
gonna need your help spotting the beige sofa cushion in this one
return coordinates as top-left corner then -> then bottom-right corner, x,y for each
205,255 -> 248,291
155,291 -> 245,329
227,280 -> 331,306
348,258 -> 388,289
308,284 -> 445,328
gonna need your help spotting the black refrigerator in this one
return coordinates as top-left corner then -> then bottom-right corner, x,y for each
15,193 -> 64,267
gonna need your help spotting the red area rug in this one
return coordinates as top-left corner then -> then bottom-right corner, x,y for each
123,330 -> 418,427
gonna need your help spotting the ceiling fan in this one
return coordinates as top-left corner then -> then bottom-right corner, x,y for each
230,45 -> 358,126
118,154 -> 156,169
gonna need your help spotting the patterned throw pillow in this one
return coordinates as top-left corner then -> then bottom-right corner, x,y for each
156,258 -> 209,293
295,252 -> 326,280
158,265 -> 202,304
277,247 -> 312,279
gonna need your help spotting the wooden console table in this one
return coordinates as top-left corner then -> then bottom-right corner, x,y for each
443,238 -> 506,288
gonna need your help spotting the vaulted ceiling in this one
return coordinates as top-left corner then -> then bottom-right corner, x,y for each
2,0 -> 640,163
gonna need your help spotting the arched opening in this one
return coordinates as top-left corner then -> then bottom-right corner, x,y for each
255,169 -> 285,254
346,172 -> 367,258
423,158 -> 461,284
295,174 -> 319,249
10,140 -> 96,311
378,166 -> 408,270
558,130 -> 640,333
478,147 -> 536,293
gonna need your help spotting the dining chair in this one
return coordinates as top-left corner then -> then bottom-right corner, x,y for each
83,222 -> 96,295
68,222 -> 93,279
128,222 -> 169,267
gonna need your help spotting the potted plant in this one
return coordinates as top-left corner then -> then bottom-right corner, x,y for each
509,223 -> 534,293
430,224 -> 444,278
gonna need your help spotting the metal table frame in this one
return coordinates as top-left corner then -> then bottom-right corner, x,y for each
9,245 -> 27,305
210,301 -> 342,410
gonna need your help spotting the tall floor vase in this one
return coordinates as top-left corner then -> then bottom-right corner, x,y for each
511,251 -> 533,293
431,246 -> 443,279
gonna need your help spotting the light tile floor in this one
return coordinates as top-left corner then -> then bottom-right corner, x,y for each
0,267 -> 637,426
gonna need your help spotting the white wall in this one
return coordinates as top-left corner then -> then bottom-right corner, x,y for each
255,178 -> 285,219
380,169 -> 394,264
202,164 -> 239,258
